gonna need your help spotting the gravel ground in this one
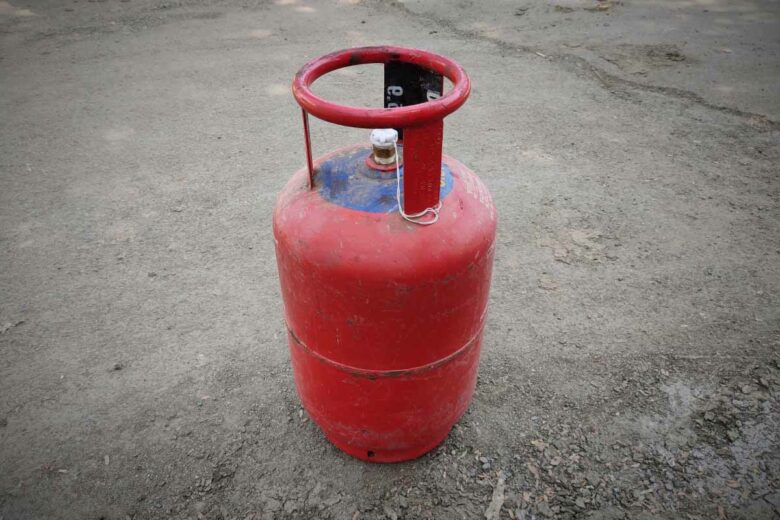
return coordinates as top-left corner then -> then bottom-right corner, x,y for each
1,1 -> 778,519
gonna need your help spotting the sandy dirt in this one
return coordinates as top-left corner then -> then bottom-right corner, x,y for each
1,0 -> 778,519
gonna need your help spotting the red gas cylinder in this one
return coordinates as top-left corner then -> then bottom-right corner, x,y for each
274,47 -> 497,462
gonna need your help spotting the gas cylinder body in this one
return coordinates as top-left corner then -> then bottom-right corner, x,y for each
274,47 -> 496,462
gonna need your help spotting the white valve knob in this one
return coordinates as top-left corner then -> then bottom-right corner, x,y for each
369,128 -> 399,149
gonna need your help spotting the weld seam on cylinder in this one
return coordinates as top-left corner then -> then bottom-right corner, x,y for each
286,324 -> 482,379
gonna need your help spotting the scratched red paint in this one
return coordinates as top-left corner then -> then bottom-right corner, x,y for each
274,48 -> 497,463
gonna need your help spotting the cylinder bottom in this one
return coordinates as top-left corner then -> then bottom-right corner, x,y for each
287,329 -> 482,463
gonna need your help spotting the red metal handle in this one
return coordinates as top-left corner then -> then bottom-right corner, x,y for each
292,46 -> 470,128
291,46 -> 471,214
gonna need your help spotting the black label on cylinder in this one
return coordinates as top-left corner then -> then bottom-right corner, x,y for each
384,62 -> 444,139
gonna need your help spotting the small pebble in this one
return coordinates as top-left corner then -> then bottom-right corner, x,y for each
536,501 -> 554,517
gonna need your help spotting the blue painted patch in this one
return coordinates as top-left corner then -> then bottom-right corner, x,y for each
316,147 -> 454,213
